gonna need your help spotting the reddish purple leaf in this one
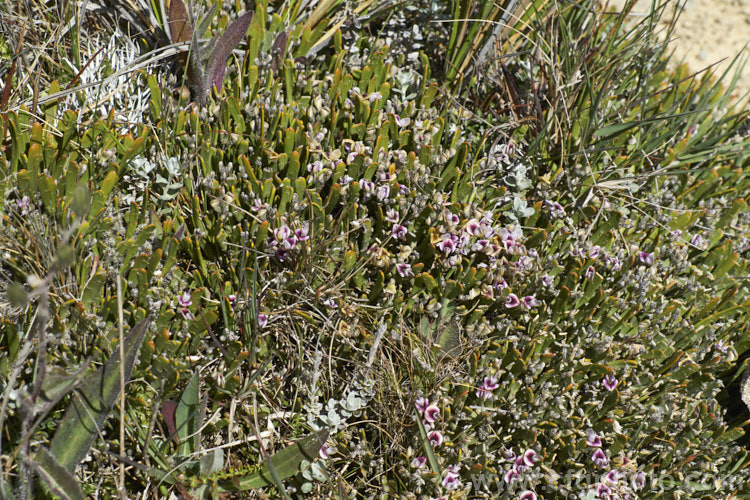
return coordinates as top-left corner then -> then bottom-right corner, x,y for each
162,400 -> 179,443
205,11 -> 254,94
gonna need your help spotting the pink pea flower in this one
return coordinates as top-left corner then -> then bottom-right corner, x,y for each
586,429 -> 602,447
307,160 -> 323,173
504,468 -> 519,484
394,115 -> 410,128
392,224 -> 407,240
416,397 -> 430,413
500,449 -> 516,463
424,404 -> 440,423
16,196 -> 30,215
691,234 -> 706,248
295,225 -> 310,241
523,449 -> 539,467
585,266 -> 595,280
520,492 -> 537,500
476,376 -> 499,400
442,464 -> 460,490
603,470 -> 620,485
633,471 -> 646,491
602,373 -> 618,391
494,279 -> 508,291
178,292 -> 192,308
638,251 -> 654,265
436,233 -> 457,254
376,184 -> 390,201
396,263 -> 413,277
411,456 -> 426,469
465,219 -> 481,236
522,295 -> 540,308
514,455 -> 528,474
428,430 -> 443,447
444,212 -> 460,225
592,449 -> 609,468
545,200 -> 565,218
505,293 -> 520,308
257,313 -> 268,328
595,483 -> 611,498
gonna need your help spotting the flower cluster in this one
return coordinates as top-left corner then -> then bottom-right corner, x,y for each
267,222 -> 310,262
585,430 -> 647,498
500,448 -> 540,492
413,397 -> 462,492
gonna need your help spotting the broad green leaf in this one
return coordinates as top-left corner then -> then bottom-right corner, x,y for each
215,429 -> 329,492
177,372 -> 201,456
32,447 -> 85,500
49,318 -> 150,471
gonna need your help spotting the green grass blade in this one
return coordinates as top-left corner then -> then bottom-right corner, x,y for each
416,415 -> 440,475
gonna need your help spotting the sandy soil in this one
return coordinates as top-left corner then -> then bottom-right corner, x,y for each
604,0 -> 750,101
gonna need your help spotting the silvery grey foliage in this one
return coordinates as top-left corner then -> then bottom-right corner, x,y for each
741,368 -> 750,413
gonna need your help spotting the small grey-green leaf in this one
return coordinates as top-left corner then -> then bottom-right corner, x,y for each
70,184 -> 90,219
434,318 -> 462,361
7,282 -> 28,308
55,244 -> 75,269
199,448 -> 224,476
37,365 -> 89,414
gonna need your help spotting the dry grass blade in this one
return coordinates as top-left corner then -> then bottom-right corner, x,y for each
168,0 -> 193,44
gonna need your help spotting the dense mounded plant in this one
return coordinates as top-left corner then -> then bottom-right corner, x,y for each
2,0 -> 750,498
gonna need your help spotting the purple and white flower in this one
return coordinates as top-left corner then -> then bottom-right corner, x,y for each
592,449 -> 609,468
586,429 -> 602,447
178,292 -> 192,308
396,263 -> 413,277
602,373 -> 618,391
442,464 -> 460,490
476,376 -> 499,400
392,224 -> 408,240
638,251 -> 654,265
428,430 -> 443,447
505,293 -> 520,308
